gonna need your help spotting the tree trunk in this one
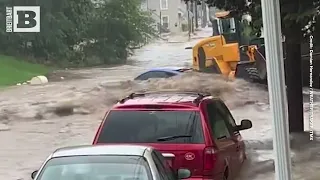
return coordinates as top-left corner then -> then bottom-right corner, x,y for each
284,21 -> 304,132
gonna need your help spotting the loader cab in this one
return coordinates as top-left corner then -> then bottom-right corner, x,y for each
215,11 -> 243,45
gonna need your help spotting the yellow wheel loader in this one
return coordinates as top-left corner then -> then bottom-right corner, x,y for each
189,11 -> 268,84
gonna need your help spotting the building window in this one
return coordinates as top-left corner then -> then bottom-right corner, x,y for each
162,16 -> 169,30
140,0 -> 147,11
160,0 -> 168,10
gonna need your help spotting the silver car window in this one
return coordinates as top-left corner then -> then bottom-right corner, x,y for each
37,155 -> 153,180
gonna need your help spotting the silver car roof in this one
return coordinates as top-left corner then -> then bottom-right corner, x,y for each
51,145 -> 152,158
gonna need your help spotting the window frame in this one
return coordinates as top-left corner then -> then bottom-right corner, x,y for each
160,0 -> 168,10
215,100 -> 238,134
134,70 -> 170,80
96,110 -> 205,144
161,15 -> 170,30
164,71 -> 177,77
151,151 -> 168,180
205,101 -> 232,140
153,150 -> 176,180
134,71 -> 153,80
36,155 -> 153,180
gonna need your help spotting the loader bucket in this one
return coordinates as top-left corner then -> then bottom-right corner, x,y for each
253,45 -> 267,84
234,46 -> 256,82
234,61 -> 255,81
234,45 -> 268,84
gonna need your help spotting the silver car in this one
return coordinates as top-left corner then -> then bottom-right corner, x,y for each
31,144 -> 191,180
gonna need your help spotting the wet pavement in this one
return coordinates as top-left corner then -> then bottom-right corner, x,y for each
0,28 -> 319,180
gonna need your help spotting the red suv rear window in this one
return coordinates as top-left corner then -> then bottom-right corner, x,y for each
96,110 -> 204,144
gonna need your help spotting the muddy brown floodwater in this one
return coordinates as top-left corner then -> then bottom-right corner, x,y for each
0,31 -> 320,180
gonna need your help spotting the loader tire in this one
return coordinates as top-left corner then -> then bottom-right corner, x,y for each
198,47 -> 206,70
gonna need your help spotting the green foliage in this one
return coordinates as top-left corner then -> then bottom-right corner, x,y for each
84,0 -> 156,65
206,0 -> 248,12
205,0 -> 320,42
0,55 -> 50,86
0,0 -> 156,67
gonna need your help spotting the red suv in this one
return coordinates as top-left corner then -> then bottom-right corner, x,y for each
92,91 -> 252,180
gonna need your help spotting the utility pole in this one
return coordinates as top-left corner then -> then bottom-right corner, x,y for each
159,11 -> 162,35
186,1 -> 191,40
190,0 -> 194,33
159,0 -> 162,36
261,0 -> 292,179
201,0 -> 207,28
195,0 -> 198,29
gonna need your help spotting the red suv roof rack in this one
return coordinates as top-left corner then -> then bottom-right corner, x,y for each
118,90 -> 210,104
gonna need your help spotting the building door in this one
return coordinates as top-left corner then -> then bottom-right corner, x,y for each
162,16 -> 169,32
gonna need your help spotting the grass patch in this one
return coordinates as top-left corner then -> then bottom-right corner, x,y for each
0,55 -> 50,86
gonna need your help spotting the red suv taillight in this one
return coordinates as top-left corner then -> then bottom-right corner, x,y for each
203,147 -> 216,176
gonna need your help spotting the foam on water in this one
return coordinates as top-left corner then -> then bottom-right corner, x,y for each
0,69 -> 319,179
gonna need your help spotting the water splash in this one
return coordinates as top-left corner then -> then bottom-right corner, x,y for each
0,68 -> 319,179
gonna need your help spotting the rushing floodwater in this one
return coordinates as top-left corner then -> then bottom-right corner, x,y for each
0,28 -> 319,180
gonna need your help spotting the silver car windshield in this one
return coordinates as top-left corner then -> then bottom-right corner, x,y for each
36,155 -> 153,180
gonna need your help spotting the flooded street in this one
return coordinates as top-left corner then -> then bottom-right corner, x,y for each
0,29 -> 319,180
